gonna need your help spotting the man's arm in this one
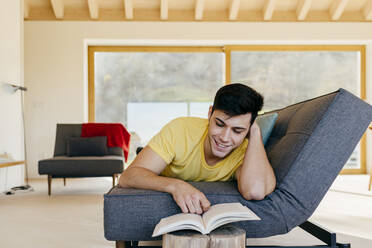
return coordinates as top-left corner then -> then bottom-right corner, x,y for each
118,146 -> 210,214
235,122 -> 276,200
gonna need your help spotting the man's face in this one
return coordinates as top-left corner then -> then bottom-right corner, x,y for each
206,107 -> 252,159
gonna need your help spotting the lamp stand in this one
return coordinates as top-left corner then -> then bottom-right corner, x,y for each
4,83 -> 33,194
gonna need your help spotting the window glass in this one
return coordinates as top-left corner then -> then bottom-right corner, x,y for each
94,52 -> 224,164
231,51 -> 360,111
231,50 -> 360,169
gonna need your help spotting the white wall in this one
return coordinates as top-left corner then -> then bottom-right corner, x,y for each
24,21 -> 372,178
0,0 -> 24,191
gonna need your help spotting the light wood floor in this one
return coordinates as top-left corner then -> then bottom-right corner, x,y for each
0,175 -> 371,248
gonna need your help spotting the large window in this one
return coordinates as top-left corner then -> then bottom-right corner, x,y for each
88,45 -> 366,173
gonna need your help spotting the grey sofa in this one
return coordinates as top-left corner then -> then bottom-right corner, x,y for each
38,124 -> 124,195
103,89 -> 372,247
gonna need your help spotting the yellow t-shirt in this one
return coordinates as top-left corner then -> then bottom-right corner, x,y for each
147,117 -> 248,181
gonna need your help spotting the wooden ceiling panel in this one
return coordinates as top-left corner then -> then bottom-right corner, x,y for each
133,0 -> 160,9
97,0 -> 123,9
168,0 -> 195,10
24,0 -> 372,21
311,0 -> 333,11
63,0 -> 87,9
28,0 -> 51,8
239,0 -> 264,10
275,0 -> 298,11
346,0 -> 367,11
204,0 -> 229,11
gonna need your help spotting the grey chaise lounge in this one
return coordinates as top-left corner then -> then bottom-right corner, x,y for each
104,89 -> 372,248
38,124 -> 124,195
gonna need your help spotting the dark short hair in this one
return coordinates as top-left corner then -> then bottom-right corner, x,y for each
212,83 -> 263,124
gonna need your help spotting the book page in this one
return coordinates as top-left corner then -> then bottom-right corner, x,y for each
202,203 -> 260,233
152,213 -> 204,237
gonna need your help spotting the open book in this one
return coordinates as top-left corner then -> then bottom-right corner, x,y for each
152,202 -> 260,237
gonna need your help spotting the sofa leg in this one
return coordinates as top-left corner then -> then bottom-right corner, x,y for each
48,175 -> 52,196
112,174 -> 116,187
63,178 -> 66,186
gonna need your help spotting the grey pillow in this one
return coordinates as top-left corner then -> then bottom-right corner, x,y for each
66,136 -> 108,156
256,113 -> 278,145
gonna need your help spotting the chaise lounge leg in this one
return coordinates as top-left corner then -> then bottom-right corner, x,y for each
116,241 -> 131,248
63,178 -> 66,186
48,175 -> 52,196
113,174 -> 116,187
115,241 -> 124,248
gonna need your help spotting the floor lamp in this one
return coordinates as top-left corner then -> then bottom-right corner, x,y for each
4,83 -> 32,193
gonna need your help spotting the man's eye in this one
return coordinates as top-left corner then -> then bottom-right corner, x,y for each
216,122 -> 223,127
234,130 -> 242,134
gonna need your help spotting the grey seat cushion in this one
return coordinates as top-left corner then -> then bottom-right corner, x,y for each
104,182 -> 285,241
66,136 -> 108,157
38,155 -> 123,177
104,89 -> 372,241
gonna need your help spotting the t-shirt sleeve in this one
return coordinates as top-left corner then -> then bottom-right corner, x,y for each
147,119 -> 179,164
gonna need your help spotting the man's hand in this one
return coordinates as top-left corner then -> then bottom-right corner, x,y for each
170,181 -> 210,214
119,146 -> 210,214
248,120 -> 261,140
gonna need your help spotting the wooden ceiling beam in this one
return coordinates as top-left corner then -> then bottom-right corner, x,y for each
88,0 -> 99,20
24,0 -> 30,19
364,0 -> 372,20
229,0 -> 240,20
296,0 -> 312,21
161,0 -> 168,20
123,0 -> 133,20
50,0 -> 64,19
330,0 -> 349,21
263,0 -> 276,21
195,0 -> 204,20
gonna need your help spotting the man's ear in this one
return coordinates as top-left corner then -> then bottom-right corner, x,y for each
208,106 -> 213,120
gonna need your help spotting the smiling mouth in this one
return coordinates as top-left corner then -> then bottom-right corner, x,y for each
214,138 -> 230,149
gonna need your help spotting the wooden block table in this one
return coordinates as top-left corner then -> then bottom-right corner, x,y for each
162,225 -> 246,248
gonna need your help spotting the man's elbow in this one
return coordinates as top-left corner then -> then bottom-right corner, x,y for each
238,183 -> 267,201
118,170 -> 132,188
241,189 -> 266,201
118,175 -> 127,188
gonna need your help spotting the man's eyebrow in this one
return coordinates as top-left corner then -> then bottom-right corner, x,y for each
233,127 -> 247,130
215,117 -> 247,130
215,117 -> 225,124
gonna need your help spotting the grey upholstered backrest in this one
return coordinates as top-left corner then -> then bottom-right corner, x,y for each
265,91 -> 337,184
53,124 -> 123,157
265,89 -> 372,230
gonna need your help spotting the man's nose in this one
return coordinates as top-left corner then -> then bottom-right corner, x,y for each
220,128 -> 230,142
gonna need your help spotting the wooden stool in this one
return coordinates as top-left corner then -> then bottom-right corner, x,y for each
162,225 -> 246,248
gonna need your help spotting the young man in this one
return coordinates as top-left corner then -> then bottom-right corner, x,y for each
119,83 -> 276,215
